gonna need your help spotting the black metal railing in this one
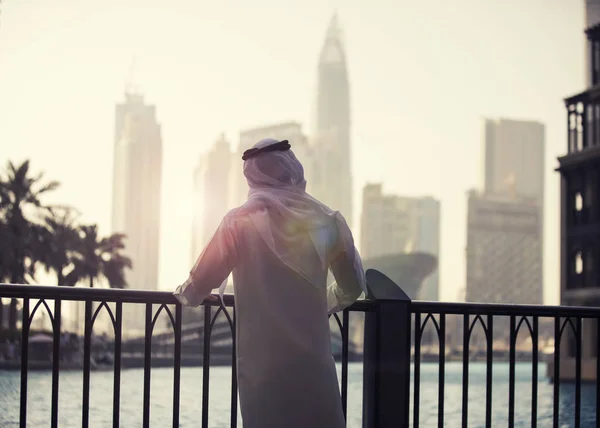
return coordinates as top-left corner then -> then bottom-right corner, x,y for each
1,270 -> 600,427
410,300 -> 600,428
0,283 -> 374,428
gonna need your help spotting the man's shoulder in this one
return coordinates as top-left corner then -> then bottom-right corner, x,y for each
222,204 -> 258,225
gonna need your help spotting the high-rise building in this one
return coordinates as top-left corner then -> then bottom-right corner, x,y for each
111,91 -> 162,337
481,118 -> 545,205
191,134 -> 232,263
230,122 -> 313,208
465,190 -> 542,305
312,13 -> 353,227
361,184 -> 413,260
466,118 -> 545,305
360,184 -> 440,299
416,197 -> 441,301
554,10 -> 600,381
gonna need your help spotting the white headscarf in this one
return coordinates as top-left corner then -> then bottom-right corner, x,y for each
239,138 -> 366,294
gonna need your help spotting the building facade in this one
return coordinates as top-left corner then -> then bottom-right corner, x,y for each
481,118 -> 545,205
416,197 -> 441,301
312,13 -> 354,227
465,190 -> 542,305
556,16 -> 600,377
191,134 -> 232,263
111,91 -> 162,337
465,117 -> 545,306
360,184 -> 440,300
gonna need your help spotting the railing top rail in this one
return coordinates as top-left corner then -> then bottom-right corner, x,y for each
0,284 -> 375,311
6,283 -> 599,316
412,299 -> 600,317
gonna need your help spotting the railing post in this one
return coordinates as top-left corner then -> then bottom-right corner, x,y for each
362,269 -> 412,428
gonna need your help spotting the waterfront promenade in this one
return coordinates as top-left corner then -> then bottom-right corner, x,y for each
1,270 -> 599,427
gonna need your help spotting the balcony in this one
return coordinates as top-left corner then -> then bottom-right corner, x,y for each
1,270 -> 600,427
564,87 -> 600,158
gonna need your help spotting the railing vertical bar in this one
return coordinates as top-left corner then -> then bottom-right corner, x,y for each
112,302 -> 122,428
19,298 -> 30,428
461,314 -> 469,428
229,308 -> 238,428
173,303 -> 182,428
553,316 -> 561,428
531,316 -> 539,428
50,299 -> 62,428
413,312 -> 421,428
575,317 -> 582,428
341,309 -> 349,422
202,305 -> 211,428
82,300 -> 92,428
438,313 -> 446,428
508,315 -> 516,428
485,315 -> 493,428
142,303 -> 152,428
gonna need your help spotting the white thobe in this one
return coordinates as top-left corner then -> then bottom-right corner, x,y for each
174,209 -> 364,428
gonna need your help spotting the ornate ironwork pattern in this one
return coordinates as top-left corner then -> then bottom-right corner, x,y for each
3,283 -> 600,428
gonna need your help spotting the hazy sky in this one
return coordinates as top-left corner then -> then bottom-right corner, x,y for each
0,0 -> 585,303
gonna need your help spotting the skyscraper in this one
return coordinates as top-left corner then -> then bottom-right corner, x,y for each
361,184 -> 413,260
313,13 -> 353,227
466,118 -> 545,305
416,197 -> 441,301
360,184 -> 441,300
191,134 -> 232,263
481,118 -> 545,205
465,190 -> 542,305
111,91 -> 162,336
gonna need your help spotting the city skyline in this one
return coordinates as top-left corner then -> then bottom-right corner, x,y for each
0,0 -> 584,303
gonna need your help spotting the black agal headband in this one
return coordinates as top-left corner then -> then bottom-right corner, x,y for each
242,140 -> 291,161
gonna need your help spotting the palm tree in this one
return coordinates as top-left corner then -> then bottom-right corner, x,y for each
67,225 -> 132,289
0,160 -> 59,332
41,208 -> 82,286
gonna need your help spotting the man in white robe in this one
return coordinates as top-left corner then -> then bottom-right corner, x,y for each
174,138 -> 366,428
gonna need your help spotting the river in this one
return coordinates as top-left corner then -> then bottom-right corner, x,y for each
0,362 -> 596,427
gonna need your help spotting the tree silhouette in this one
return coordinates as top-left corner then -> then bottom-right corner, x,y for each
0,160 -> 133,333
40,208 -> 82,286
67,225 -> 132,289
0,161 -> 58,332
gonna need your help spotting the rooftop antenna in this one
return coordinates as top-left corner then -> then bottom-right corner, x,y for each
327,10 -> 342,41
